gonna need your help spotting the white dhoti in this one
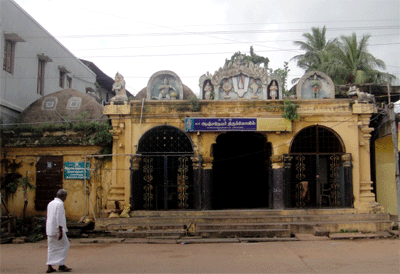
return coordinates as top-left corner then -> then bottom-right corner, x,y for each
47,232 -> 70,266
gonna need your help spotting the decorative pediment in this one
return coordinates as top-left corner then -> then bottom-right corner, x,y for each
147,71 -> 183,100
296,71 -> 335,99
200,55 -> 282,100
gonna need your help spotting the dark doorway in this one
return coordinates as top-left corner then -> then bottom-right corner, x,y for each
35,156 -> 63,211
132,125 -> 194,210
212,132 -> 270,209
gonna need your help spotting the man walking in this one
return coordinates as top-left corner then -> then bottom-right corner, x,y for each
46,189 -> 72,273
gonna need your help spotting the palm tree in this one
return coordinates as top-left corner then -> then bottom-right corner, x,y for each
334,33 -> 387,84
291,26 -> 337,71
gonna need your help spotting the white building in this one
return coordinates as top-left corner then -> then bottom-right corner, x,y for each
0,0 -> 96,124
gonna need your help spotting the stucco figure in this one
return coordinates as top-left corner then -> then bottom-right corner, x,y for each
311,74 -> 321,99
203,81 -> 213,100
269,80 -> 278,100
249,79 -> 260,98
110,72 -> 128,102
222,79 -> 233,97
157,78 -> 176,100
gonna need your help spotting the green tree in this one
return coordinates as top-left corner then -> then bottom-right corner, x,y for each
225,46 -> 269,68
334,33 -> 388,84
291,26 -> 337,73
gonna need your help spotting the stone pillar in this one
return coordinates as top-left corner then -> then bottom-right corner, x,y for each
202,156 -> 213,210
271,155 -> 285,209
191,154 -> 202,210
342,154 -> 354,207
130,156 -> 141,210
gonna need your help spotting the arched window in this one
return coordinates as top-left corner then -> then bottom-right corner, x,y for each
138,125 -> 193,154
290,125 -> 344,154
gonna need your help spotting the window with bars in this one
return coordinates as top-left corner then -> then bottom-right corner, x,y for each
138,126 -> 193,154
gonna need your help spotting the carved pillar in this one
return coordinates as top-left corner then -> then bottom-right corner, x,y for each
358,122 -> 375,202
356,117 -> 383,212
107,119 -> 126,210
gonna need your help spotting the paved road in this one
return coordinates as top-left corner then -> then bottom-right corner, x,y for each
1,238 -> 399,273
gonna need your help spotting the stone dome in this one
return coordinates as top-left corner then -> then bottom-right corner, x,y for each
19,89 -> 105,124
134,84 -> 196,100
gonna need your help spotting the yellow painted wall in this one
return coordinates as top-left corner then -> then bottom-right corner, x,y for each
1,146 -> 112,221
104,99 -> 380,212
375,135 -> 398,215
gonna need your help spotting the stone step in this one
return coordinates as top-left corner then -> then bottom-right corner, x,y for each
112,229 -> 186,238
129,209 -> 357,218
196,228 -> 291,238
107,223 -> 186,231
97,213 -> 389,227
196,223 -> 289,231
290,220 -> 392,233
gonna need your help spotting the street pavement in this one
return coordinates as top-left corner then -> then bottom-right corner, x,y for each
1,237 -> 399,273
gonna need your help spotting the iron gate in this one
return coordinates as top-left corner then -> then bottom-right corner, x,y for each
283,153 -> 353,208
131,154 -> 194,210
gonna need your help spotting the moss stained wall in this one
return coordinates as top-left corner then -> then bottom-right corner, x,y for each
1,146 -> 111,220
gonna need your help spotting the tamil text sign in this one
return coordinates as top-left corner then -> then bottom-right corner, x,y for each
64,162 -> 90,180
185,117 -> 291,132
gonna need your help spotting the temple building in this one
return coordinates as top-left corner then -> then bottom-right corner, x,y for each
103,58 -> 382,215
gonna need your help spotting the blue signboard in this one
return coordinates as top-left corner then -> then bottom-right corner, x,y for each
64,162 -> 90,180
185,118 -> 257,132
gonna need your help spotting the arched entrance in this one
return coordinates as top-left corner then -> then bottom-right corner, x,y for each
131,125 -> 194,210
212,132 -> 271,209
284,125 -> 353,208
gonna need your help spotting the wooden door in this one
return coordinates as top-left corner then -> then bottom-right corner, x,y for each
35,156 -> 63,211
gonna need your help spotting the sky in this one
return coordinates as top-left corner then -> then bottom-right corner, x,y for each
13,0 -> 400,96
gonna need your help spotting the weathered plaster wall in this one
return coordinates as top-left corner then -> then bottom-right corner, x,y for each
1,146 -> 111,220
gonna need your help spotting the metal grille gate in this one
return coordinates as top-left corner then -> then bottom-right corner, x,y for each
283,153 -> 353,208
132,125 -> 194,210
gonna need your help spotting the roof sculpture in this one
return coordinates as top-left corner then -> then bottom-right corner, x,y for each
199,54 -> 282,100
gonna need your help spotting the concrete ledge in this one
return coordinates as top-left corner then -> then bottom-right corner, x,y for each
295,233 -> 330,241
329,232 -> 392,240
177,238 -> 240,244
239,237 -> 299,242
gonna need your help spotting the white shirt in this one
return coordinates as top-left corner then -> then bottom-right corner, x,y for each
46,198 -> 68,236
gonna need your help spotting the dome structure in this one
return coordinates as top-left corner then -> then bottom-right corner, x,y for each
19,89 -> 105,124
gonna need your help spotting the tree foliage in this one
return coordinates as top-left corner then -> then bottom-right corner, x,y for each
225,46 -> 270,68
292,26 -> 396,85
